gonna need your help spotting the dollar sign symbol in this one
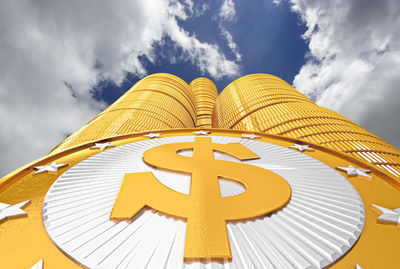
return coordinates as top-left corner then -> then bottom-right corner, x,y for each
110,137 -> 291,259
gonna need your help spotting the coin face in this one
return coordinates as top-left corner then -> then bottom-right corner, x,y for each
42,135 -> 364,268
1,129 -> 399,269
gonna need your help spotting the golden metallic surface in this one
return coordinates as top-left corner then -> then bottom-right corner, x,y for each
214,73 -> 400,181
189,78 -> 218,128
2,72 -> 400,267
0,129 -> 399,268
50,73 -> 197,154
45,72 -> 400,181
110,136 -> 291,259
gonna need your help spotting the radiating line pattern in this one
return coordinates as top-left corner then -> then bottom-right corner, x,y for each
43,136 -> 365,269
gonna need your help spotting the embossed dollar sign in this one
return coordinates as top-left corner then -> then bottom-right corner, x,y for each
110,136 -> 291,259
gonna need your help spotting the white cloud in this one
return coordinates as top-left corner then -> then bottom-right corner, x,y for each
167,19 -> 240,79
219,0 -> 236,21
287,0 -> 400,148
194,2 -> 210,17
0,0 -> 239,177
220,26 -> 242,61
218,0 -> 241,68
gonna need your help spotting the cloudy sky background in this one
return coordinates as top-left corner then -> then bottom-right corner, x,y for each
1,0 -> 399,177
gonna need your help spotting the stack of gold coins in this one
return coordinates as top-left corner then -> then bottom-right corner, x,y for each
51,73 -> 196,153
215,73 -> 400,177
190,78 -> 218,128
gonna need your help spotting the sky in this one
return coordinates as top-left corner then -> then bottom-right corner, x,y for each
1,0 -> 400,177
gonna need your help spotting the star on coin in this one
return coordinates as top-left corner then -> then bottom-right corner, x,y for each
289,144 -> 314,152
30,259 -> 43,269
91,141 -> 115,150
372,204 -> 400,225
143,133 -> 162,139
336,165 -> 372,179
33,162 -> 68,175
0,200 -> 30,223
193,130 -> 210,135
356,265 -> 363,269
242,134 -> 260,139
